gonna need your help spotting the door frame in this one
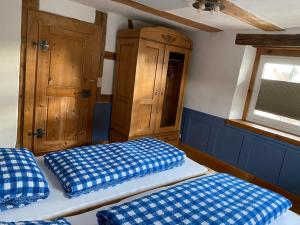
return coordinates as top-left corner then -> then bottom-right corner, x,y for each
21,10 -> 103,152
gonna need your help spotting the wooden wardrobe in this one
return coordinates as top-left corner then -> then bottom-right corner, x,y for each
110,27 -> 192,145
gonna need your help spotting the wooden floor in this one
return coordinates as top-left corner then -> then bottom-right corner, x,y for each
179,144 -> 300,215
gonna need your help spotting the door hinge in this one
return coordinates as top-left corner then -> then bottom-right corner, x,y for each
32,128 -> 46,138
32,40 -> 50,51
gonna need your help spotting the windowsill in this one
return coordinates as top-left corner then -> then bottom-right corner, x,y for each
225,119 -> 300,148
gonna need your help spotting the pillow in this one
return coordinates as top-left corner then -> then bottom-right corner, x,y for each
0,218 -> 70,225
0,148 -> 49,211
44,137 -> 186,198
97,173 -> 292,225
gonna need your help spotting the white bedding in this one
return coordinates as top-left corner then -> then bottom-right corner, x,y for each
0,157 -> 207,222
67,175 -> 300,225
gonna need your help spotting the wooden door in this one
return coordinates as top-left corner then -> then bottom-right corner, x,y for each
23,11 -> 101,154
130,40 -> 165,137
155,45 -> 190,134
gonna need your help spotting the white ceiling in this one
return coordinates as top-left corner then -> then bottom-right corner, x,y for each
70,0 -> 300,31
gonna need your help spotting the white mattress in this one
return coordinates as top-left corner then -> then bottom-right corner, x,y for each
0,157 -> 208,222
67,176 -> 300,225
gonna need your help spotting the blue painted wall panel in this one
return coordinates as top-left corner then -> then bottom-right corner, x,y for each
181,107 -> 300,196
92,103 -> 112,143
211,127 -> 244,166
238,137 -> 286,184
278,149 -> 300,196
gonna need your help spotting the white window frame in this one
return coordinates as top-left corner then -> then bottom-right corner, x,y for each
247,55 -> 300,136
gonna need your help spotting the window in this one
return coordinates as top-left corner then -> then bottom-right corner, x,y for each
247,54 -> 300,136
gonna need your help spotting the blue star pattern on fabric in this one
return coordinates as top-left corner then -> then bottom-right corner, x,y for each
97,173 -> 292,225
0,148 -> 49,212
44,138 -> 186,198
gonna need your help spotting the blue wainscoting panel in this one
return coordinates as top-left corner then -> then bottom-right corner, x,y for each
278,148 -> 300,196
238,137 -> 286,184
211,127 -> 244,166
92,103 -> 112,143
181,107 -> 300,196
181,108 -> 224,152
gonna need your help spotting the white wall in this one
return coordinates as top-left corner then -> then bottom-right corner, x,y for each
184,30 -> 246,118
0,0 -> 22,147
185,27 -> 300,119
229,46 -> 256,119
102,13 -> 151,94
40,0 -> 95,23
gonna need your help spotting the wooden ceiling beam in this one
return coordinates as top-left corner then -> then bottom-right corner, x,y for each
112,0 -> 222,32
222,0 -> 284,31
236,33 -> 300,47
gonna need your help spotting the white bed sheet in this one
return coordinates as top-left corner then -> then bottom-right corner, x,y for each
0,157 -> 207,222
67,175 -> 300,225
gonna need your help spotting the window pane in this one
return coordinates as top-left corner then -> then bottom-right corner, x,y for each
262,63 -> 294,81
292,66 -> 300,83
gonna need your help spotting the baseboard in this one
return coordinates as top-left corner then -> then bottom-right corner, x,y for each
179,143 -> 300,215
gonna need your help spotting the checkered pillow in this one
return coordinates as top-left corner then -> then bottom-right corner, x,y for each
44,137 -> 186,198
97,173 -> 292,225
0,218 -> 70,225
0,148 -> 49,212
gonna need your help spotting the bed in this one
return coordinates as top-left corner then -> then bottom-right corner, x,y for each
0,156 -> 208,222
66,175 -> 300,225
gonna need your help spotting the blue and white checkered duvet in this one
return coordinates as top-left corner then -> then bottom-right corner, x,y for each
44,138 -> 186,198
97,173 -> 292,225
0,148 -> 49,212
0,218 -> 70,225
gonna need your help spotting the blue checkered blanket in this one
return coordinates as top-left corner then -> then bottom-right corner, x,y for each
0,218 -> 70,225
44,138 -> 186,198
97,173 -> 292,225
0,148 -> 49,212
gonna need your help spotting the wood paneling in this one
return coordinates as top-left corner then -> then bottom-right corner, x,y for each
242,49 -> 261,120
111,27 -> 191,143
236,34 -> 300,47
222,1 -> 283,31
104,51 -> 117,60
23,10 -> 101,153
131,40 -> 165,136
226,119 -> 300,147
112,0 -> 221,32
118,27 -> 192,49
17,0 -> 39,147
180,144 -> 300,214
98,94 -> 113,103
111,38 -> 139,136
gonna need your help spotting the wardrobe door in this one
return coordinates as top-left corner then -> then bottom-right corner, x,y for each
130,40 -> 165,136
111,39 -> 139,136
155,45 -> 190,133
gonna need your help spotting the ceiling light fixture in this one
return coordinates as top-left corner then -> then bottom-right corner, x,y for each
192,0 -> 225,13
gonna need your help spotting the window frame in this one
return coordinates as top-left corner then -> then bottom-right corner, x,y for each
243,48 -> 300,137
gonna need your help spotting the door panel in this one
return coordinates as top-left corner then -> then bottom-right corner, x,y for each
130,40 -> 165,136
155,46 -> 190,133
24,11 -> 101,154
111,39 -> 139,135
